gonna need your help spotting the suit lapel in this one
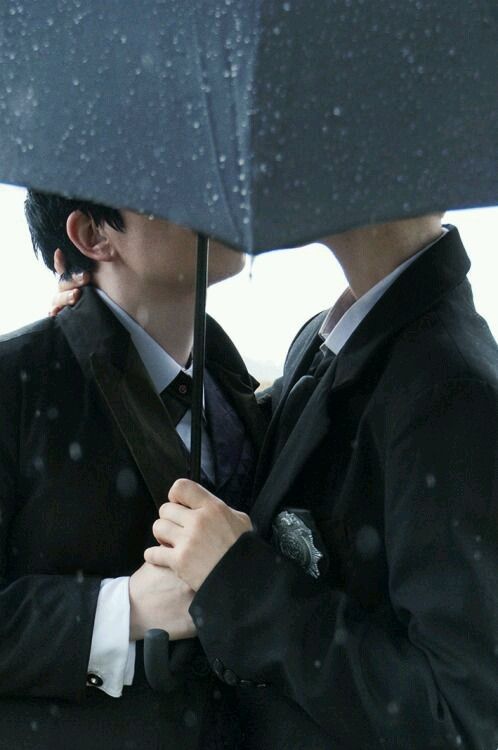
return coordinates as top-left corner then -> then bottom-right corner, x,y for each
252,313 -> 327,494
90,347 -> 188,510
205,316 -> 268,455
58,288 -> 188,511
251,357 -> 338,534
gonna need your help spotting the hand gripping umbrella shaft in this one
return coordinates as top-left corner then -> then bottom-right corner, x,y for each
144,235 -> 209,691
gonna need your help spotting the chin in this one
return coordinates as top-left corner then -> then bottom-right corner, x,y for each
208,245 -> 246,285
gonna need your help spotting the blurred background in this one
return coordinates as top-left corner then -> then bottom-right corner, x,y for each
0,183 -> 496,385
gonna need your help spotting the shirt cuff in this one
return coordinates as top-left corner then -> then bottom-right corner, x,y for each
87,577 -> 136,698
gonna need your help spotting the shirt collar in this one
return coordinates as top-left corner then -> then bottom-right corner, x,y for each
320,229 -> 447,355
95,289 -> 191,394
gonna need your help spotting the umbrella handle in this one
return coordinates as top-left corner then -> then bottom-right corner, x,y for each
144,628 -> 180,693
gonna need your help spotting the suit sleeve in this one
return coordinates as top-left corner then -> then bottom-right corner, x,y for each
191,378 -> 498,749
0,354 -> 101,702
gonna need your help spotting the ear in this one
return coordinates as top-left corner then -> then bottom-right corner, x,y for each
66,210 -> 114,263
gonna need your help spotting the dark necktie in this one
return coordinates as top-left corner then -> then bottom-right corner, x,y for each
272,347 -> 335,459
160,371 -> 193,426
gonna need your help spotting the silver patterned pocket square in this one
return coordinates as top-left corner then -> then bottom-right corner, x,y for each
272,509 -> 325,578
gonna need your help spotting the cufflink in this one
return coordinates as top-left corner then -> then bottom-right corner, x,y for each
86,673 -> 103,688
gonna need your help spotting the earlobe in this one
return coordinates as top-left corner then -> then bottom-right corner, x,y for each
66,210 -> 113,262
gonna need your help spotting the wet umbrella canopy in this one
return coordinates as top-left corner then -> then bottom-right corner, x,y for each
0,0 -> 496,253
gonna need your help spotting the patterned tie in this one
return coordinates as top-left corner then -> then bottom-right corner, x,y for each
160,371 -> 192,426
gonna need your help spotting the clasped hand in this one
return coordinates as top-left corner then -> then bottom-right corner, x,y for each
145,479 -> 253,591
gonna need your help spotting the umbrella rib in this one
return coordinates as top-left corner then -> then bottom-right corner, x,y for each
191,11 -> 242,243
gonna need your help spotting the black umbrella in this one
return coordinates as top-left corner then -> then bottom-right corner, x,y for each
0,0 -> 496,689
0,0 -> 496,253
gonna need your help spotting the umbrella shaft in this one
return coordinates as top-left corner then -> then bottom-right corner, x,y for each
190,235 -> 209,483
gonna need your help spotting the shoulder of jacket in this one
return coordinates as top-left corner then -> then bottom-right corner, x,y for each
284,310 -> 328,370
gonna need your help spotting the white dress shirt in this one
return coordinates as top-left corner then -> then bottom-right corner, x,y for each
319,231 -> 446,354
87,290 -> 214,697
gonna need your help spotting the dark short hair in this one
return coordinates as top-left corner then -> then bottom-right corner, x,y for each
24,190 -> 124,278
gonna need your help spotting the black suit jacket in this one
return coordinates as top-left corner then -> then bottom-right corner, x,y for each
0,288 -> 267,750
193,227 -> 498,750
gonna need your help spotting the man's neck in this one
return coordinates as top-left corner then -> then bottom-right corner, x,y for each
93,275 -> 195,368
322,214 -> 444,299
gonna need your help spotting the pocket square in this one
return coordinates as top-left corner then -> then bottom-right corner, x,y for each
272,508 -> 328,578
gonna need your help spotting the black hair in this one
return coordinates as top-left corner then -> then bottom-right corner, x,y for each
24,190 -> 125,278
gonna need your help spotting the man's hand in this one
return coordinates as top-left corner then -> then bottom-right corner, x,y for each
49,248 -> 91,317
144,479 -> 253,591
128,561 -> 196,641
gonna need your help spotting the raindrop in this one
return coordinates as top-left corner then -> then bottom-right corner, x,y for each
116,467 -> 138,498
425,473 -> 436,488
387,701 -> 399,716
355,525 -> 381,560
333,106 -> 342,117
334,627 -> 347,645
33,456 -> 44,472
30,721 -> 39,732
313,659 -> 321,669
69,442 -> 83,461
75,569 -> 84,584
473,550 -> 482,561
183,710 -> 198,728
47,406 -> 59,421
283,1 -> 291,9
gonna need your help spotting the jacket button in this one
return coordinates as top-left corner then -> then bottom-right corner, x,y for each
223,669 -> 238,686
86,673 -> 103,688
